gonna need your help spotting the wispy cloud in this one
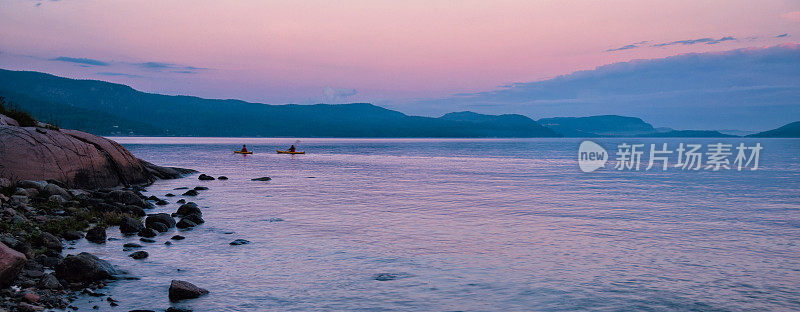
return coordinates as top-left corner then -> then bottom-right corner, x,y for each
50,56 -> 109,66
96,72 -> 141,78
605,41 -> 649,52
652,36 -> 736,47
134,62 -> 207,73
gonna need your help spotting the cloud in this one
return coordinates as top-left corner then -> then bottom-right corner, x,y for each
50,56 -> 109,66
134,62 -> 207,73
96,72 -> 141,78
652,36 -> 736,47
409,44 -> 800,130
776,33 -> 789,38
606,44 -> 638,52
781,11 -> 800,23
322,87 -> 357,103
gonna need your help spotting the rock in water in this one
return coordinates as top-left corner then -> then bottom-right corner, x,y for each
62,230 -> 83,241
374,273 -> 398,281
217,176 -> 228,180
0,242 -> 27,288
181,189 -> 198,196
176,219 -> 197,229
229,239 -> 250,246
198,174 -> 215,181
148,222 -> 169,233
85,226 -> 107,244
146,213 -> 176,228
193,186 -> 208,190
171,235 -> 185,240
138,228 -> 158,238
128,251 -> 149,260
183,214 -> 204,225
119,216 -> 145,235
37,273 -> 62,290
251,177 -> 272,181
55,252 -> 117,283
176,202 -> 202,217
169,280 -> 209,301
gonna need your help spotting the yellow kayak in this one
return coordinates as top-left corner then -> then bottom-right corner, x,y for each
276,150 -> 305,154
234,150 -> 253,154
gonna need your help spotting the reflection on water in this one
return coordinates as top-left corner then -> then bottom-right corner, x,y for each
66,138 -> 800,311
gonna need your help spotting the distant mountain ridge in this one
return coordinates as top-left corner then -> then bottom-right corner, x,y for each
748,121 -> 800,138
0,69 -> 557,137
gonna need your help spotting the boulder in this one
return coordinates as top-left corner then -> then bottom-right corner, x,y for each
197,174 -> 215,181
183,214 -> 204,225
139,237 -> 156,243
155,199 -> 169,206
146,213 -> 176,229
138,228 -> 158,238
181,190 -> 198,196
128,251 -> 148,260
62,230 -> 83,240
168,280 -> 209,301
37,273 -> 62,290
176,219 -> 197,229
0,118 -> 194,188
34,232 -> 62,252
229,239 -> 250,246
176,202 -> 202,217
0,242 -> 27,288
251,177 -> 272,181
47,195 -> 67,205
43,183 -> 71,199
17,180 -> 46,191
54,252 -> 117,283
217,176 -> 228,180
147,221 -> 169,233
109,190 -> 147,207
119,217 -> 144,235
176,199 -> 186,204
193,186 -> 208,190
171,235 -> 185,240
85,226 -> 107,244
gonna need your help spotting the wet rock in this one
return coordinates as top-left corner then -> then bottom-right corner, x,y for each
373,273 -> 398,281
251,177 -> 272,181
181,190 -> 198,196
37,273 -> 62,290
197,174 -> 215,181
148,222 -> 169,233
109,190 -> 147,207
193,186 -> 208,191
85,226 -> 107,244
146,213 -> 176,229
123,243 -> 143,249
0,242 -> 27,288
164,241 -> 172,246
138,228 -> 158,238
176,199 -> 186,204
229,239 -> 250,246
217,176 -> 228,180
119,217 -> 145,235
35,232 -> 62,252
183,214 -> 204,225
171,235 -> 185,240
168,280 -> 209,301
176,219 -> 197,229
176,202 -> 202,217
128,251 -> 148,260
55,252 -> 117,283
174,187 -> 189,190
126,205 -> 147,217
155,199 -> 169,206
147,195 -> 160,201
139,238 -> 156,243
166,307 -> 193,312
62,230 -> 83,241
165,193 -> 176,197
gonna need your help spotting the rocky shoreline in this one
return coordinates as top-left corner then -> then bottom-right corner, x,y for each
0,112 -> 219,311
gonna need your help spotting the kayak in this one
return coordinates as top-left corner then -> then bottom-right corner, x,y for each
234,150 -> 253,154
276,150 -> 305,154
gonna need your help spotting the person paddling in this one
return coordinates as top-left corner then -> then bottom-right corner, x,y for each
240,145 -> 248,153
288,145 -> 296,153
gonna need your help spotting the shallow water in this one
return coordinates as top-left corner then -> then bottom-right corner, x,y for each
67,138 -> 800,311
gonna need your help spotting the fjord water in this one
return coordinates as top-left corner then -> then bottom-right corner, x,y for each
70,138 -> 800,311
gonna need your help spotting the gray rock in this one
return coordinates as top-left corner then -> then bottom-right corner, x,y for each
181,190 -> 198,196
54,252 -> 117,283
183,214 -> 204,225
176,202 -> 202,217
110,190 -> 147,207
146,213 -> 176,228
138,228 -> 158,238
85,226 -> 107,244
37,273 -> 62,290
229,239 -> 250,246
128,251 -> 148,260
43,183 -> 71,199
0,242 -> 27,288
176,219 -> 197,229
147,221 -> 169,233
35,232 -> 62,252
197,174 -> 215,181
119,217 -> 144,235
168,280 -> 209,301
16,180 -> 46,191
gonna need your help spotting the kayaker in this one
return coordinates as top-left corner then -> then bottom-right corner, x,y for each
240,145 -> 248,153
288,145 -> 296,152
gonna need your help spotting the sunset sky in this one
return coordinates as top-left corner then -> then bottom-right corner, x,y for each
0,0 -> 798,124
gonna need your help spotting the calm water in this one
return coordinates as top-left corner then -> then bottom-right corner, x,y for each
67,138 -> 800,311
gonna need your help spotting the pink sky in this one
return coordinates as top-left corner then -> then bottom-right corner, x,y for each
0,0 -> 797,108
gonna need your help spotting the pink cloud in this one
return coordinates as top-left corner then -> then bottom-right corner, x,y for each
781,11 -> 800,22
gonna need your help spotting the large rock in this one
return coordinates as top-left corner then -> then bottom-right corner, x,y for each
54,252 -> 117,283
146,213 -> 176,229
85,226 -> 107,244
0,117 -> 194,188
176,202 -> 202,217
119,216 -> 144,235
42,183 -> 71,199
0,242 -> 27,288
168,280 -> 209,301
109,190 -> 146,207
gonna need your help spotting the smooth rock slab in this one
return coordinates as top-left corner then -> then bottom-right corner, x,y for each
169,280 -> 209,301
54,252 -> 116,283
